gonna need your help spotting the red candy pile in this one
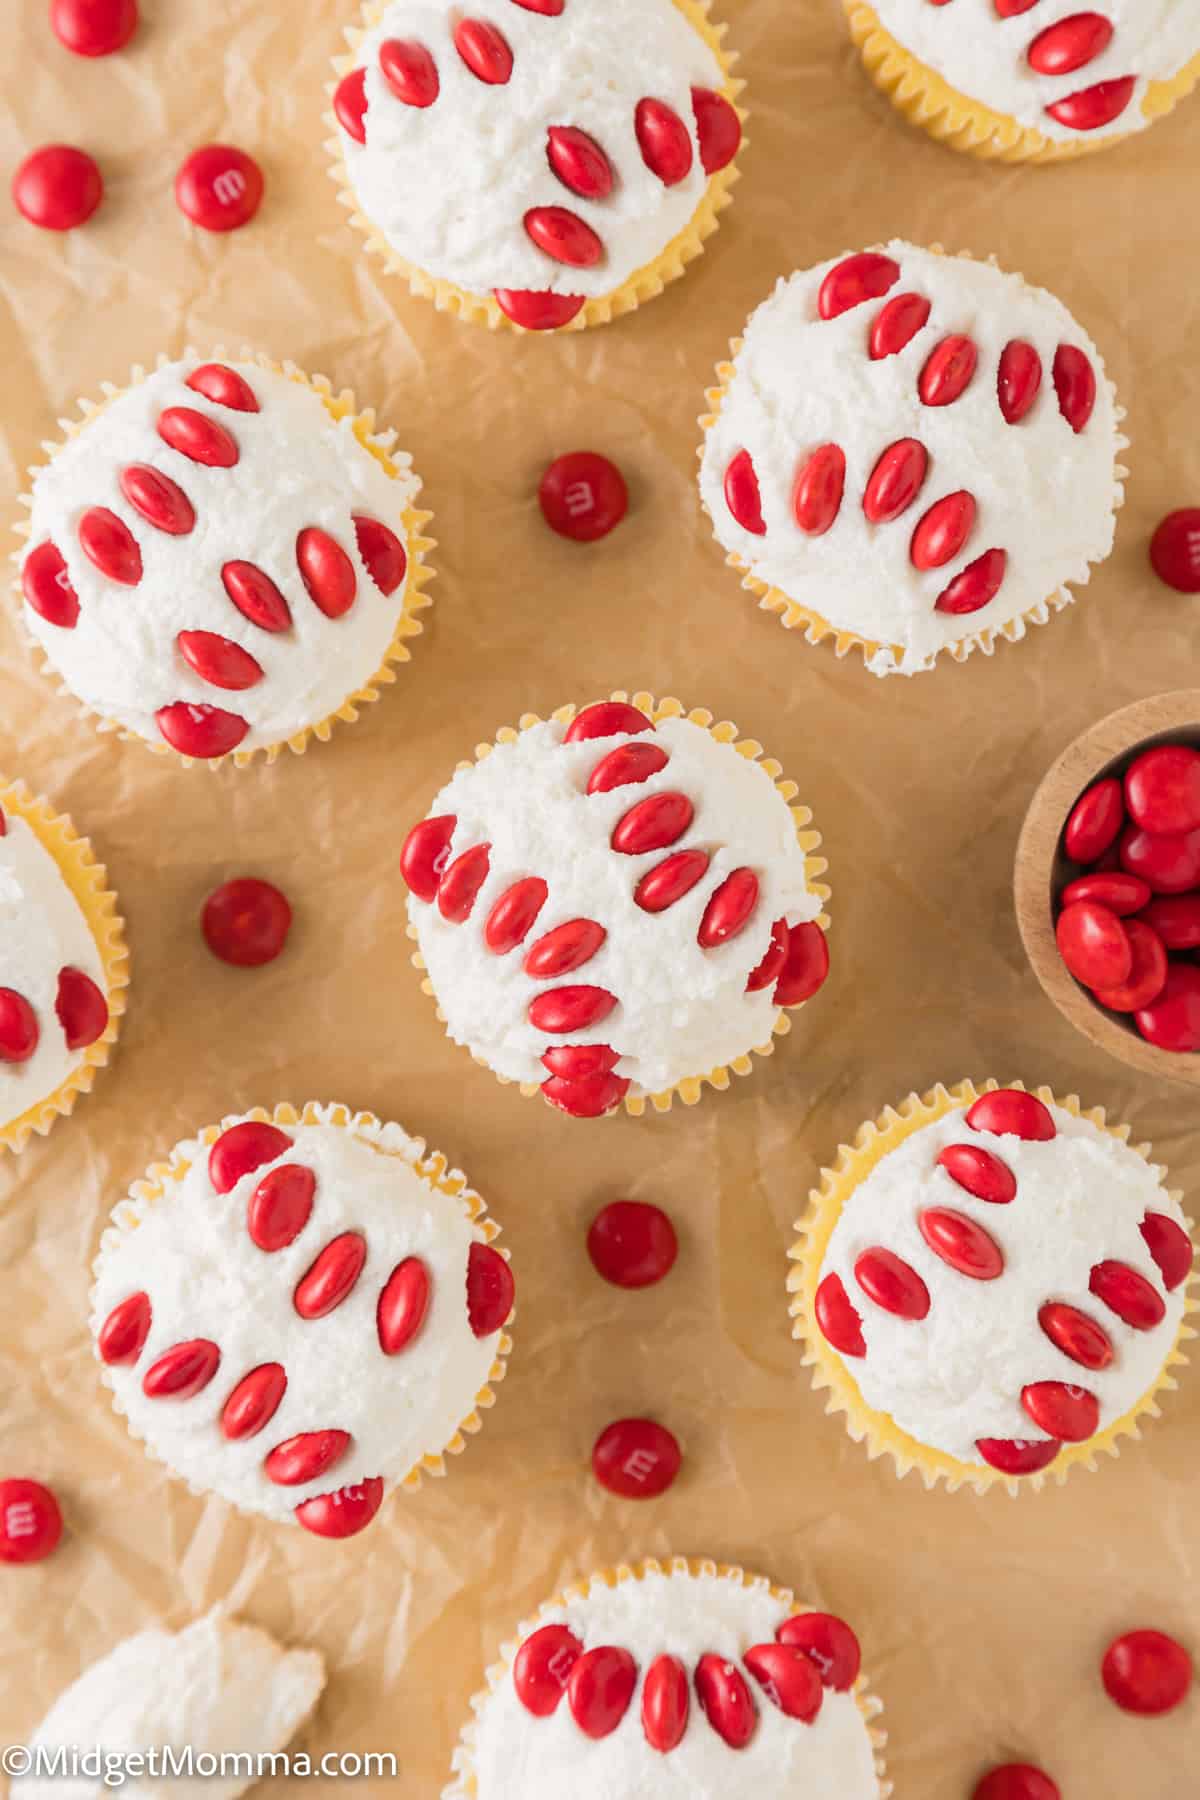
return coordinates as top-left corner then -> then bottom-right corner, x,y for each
1055,742 -> 1200,1050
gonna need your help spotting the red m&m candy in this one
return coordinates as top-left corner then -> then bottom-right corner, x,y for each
202,878 -> 292,968
591,1418 -> 681,1499
1063,776 -> 1123,863
972,1767 -> 1060,1800
12,145 -> 103,230
587,1200 -> 677,1288
1090,918 -> 1167,1013
1055,901 -> 1131,989
0,1479 -> 63,1563
1150,509 -> 1200,594
50,0 -> 138,56
1101,1628 -> 1192,1716
175,146 -> 264,232
1135,961 -> 1200,1053
539,452 -> 628,543
1125,744 -> 1200,835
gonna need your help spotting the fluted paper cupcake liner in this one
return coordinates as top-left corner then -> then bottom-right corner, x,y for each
699,246 -> 1128,676
13,350 -> 436,769
843,1 -> 1200,165
406,690 -> 831,1118
0,778 -> 129,1155
788,1078 -> 1197,1496
91,1102 -> 513,1517
327,0 -> 746,335
444,1555 -> 891,1798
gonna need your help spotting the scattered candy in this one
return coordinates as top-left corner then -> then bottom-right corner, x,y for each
50,0 -> 137,56
12,144 -> 103,230
1150,509 -> 1200,594
587,1200 -> 677,1288
1101,1628 -> 1192,1716
539,452 -> 628,542
592,1418 -> 681,1499
175,145 -> 264,232
202,877 -> 292,968
972,1766 -> 1060,1800
0,1479 -> 63,1564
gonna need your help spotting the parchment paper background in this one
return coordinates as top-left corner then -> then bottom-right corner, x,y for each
1,1 -> 1198,1794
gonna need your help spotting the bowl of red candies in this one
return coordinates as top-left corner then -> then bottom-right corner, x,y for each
1016,692 -> 1200,1081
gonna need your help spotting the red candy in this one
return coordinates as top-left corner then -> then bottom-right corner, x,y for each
910,491 -> 976,570
209,1120 -> 292,1194
178,630 -> 263,691
691,86 -> 741,174
354,515 -> 408,596
494,289 -> 585,330
0,990 -> 39,1064
588,743 -> 669,796
0,1480 -> 63,1564
1028,12 -> 1112,74
998,340 -> 1043,424
380,39 -> 439,107
966,1089 -> 1056,1141
524,918 -> 605,977
1125,745 -> 1200,835
120,464 -> 195,536
51,0 -> 138,56
377,1257 -> 431,1354
155,702 -> 250,758
1150,509 -> 1200,594
1055,900 -> 1132,988
1052,345 -> 1097,433
221,1364 -> 287,1440
1038,1301 -> 1113,1371
854,1247 -> 931,1320
1046,76 -> 1135,131
247,1163 -> 315,1252
524,205 -> 603,268
514,1625 -> 582,1717
776,1613 -> 862,1691
1101,1629 -> 1193,1716
22,542 -> 80,628
587,1200 -> 677,1288
466,1240 -> 515,1336
565,701 -> 652,743
695,1654 -> 757,1748
568,1647 -> 637,1739
529,984 -> 616,1032
936,548 -> 1007,615
293,1232 -> 367,1320
454,18 -> 513,84
1089,1259 -> 1166,1330
814,1271 -> 866,1358
297,526 -> 357,618
818,253 -> 900,321
222,562 -> 292,633
202,878 -> 292,968
746,918 -> 789,992
543,1044 -> 619,1079
294,1476 -> 383,1539
611,792 -> 693,856
1141,893 -> 1200,949
792,444 -> 846,536
973,1766 -> 1061,1800
186,364 -> 259,413
97,1291 -> 151,1365
591,1417 -> 681,1498
400,815 -> 456,902
918,1207 -> 1004,1280
142,1339 -> 221,1400
12,145 -> 103,230
175,145 -> 264,232
862,439 -> 928,524
539,452 -> 628,543
334,68 -> 369,144
1060,871 -> 1149,915
265,1429 -> 351,1487
158,406 -> 239,468
1140,1212 -> 1193,1290
698,868 -> 759,947
869,292 -> 931,361
79,508 -> 141,585
773,922 -> 829,1007
1020,1379 -> 1099,1442
1090,918 -> 1167,1013
438,843 -> 491,923
1120,824 -> 1200,894
635,98 -> 693,186
975,1437 -> 1060,1476
642,1654 -> 690,1751
542,1069 -> 630,1118
635,849 -> 710,913
918,335 -> 979,407
547,126 -> 614,200
485,878 -> 549,954
743,1643 -> 823,1723
936,1143 -> 1017,1204
724,448 -> 766,535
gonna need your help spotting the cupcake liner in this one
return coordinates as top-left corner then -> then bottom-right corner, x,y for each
12,350 -> 436,770
843,1 -> 1200,165
444,1554 -> 891,1798
0,778 -> 129,1155
699,246 -> 1129,677
326,0 -> 746,335
405,690 -> 831,1118
788,1078 -> 1198,1496
91,1101 -> 513,1514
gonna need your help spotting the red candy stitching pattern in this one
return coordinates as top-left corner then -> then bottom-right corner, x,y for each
400,702 -> 829,1119
924,3 -> 1138,134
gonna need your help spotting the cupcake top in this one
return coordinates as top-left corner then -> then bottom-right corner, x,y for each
401,700 -> 825,1115
868,1 -> 1200,143
456,1562 -> 883,1799
699,241 -> 1120,676
20,358 -> 417,759
813,1089 -> 1194,1475
91,1109 -> 513,1538
0,792 -> 110,1136
13,1612 -> 324,1800
335,0 -> 740,320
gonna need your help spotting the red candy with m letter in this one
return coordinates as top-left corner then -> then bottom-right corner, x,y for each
743,1643 -> 823,1723
1150,510 -> 1200,594
591,1417 -> 681,1498
175,145 -> 264,233
776,1612 -> 861,1691
1020,1379 -> 1099,1442
0,1480 -> 63,1564
539,452 -> 628,542
514,1625 -> 582,1716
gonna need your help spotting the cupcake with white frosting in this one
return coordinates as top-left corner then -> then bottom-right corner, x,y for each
0,777 -> 127,1154
699,242 -> 1124,677
16,354 -> 434,765
445,1558 -> 890,1798
843,0 -> 1200,165
329,0 -> 744,333
13,1611 -> 324,1800
789,1080 -> 1196,1493
91,1104 -> 514,1540
399,693 -> 831,1118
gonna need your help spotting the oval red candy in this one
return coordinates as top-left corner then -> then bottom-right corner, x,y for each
513,1624 -> 582,1717
565,701 -> 652,743
724,448 -> 766,535
1060,871 -> 1149,915
776,1611 -> 862,1691
1089,1259 -> 1166,1330
97,1291 -> 152,1366
529,984 -> 616,1032
247,1163 -> 315,1253
79,507 -> 142,585
818,252 -> 900,321
972,1766 -> 1061,1800
635,849 -> 710,913
178,629 -> 264,692
587,742 -> 669,794
793,444 -> 846,536
454,18 -> 513,84
156,699 -> 249,757
694,1654 -> 757,1748
1101,1629 -> 1192,1716
919,1207 -> 1004,1280
222,562 -> 292,633
142,1339 -> 221,1400
1121,824 -> 1200,894
377,1257 -> 431,1354
297,527 -> 357,618
0,990 -> 40,1064
919,335 -> 979,408
935,548 -> 1008,615
1065,779 -> 1125,864
379,39 -> 439,107
202,878 -> 292,969
1020,1379 -> 1099,1442
814,1271 -> 866,1358
1038,1301 -> 1114,1371
773,922 -> 830,1007
1056,900 -> 1132,988
493,289 -> 585,331
642,1653 -> 689,1752
0,1480 -> 63,1565
354,515 -> 408,596
911,491 -> 976,570
221,1363 -> 287,1440
485,878 -> 549,954
862,438 -> 929,524
1139,894 -> 1200,950
611,792 -> 693,857
635,97 -> 693,186
1089,918 -> 1167,1013
869,291 -> 931,361
22,542 -> 80,628
209,1119 -> 293,1194
295,1476 -> 384,1539
998,340 -> 1043,425
293,1232 -> 368,1320
51,0 -> 138,56
438,843 -> 491,923
698,868 -> 759,947
743,1643 -> 823,1722
265,1429 -> 352,1487
539,452 -> 628,543
966,1089 -> 1056,1141
1125,744 -> 1200,835
975,1437 -> 1060,1476
1140,1211 -> 1193,1291
1046,76 -> 1136,131
691,85 -> 741,173
186,364 -> 259,413
334,67 -> 369,144
158,406 -> 239,469
1150,509 -> 1200,594
543,1044 -> 619,1080
746,918 -> 789,993
1028,12 -> 1113,75
587,1200 -> 677,1288
12,144 -> 102,230
175,145 -> 264,232
542,1069 -> 631,1118
120,464 -> 195,536
546,126 -> 614,200
592,1417 -> 681,1499
400,815 -> 456,902
1053,344 -> 1097,433
854,1247 -> 930,1320
55,966 -> 108,1050
568,1646 -> 637,1739
524,205 -> 603,268
936,1142 -> 1017,1204
466,1240 -> 514,1337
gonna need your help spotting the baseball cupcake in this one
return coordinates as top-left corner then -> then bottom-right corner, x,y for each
698,242 -> 1123,677
789,1081 -> 1196,1493
16,354 -> 434,765
329,0 -> 744,333
843,1 -> 1200,164
445,1558 -> 889,1798
399,693 -> 831,1119
0,778 -> 127,1154
90,1104 -> 514,1540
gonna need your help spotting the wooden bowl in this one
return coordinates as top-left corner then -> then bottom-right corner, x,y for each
1015,690 -> 1200,1086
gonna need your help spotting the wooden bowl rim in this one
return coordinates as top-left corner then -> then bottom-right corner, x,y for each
1015,690 -> 1200,1087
